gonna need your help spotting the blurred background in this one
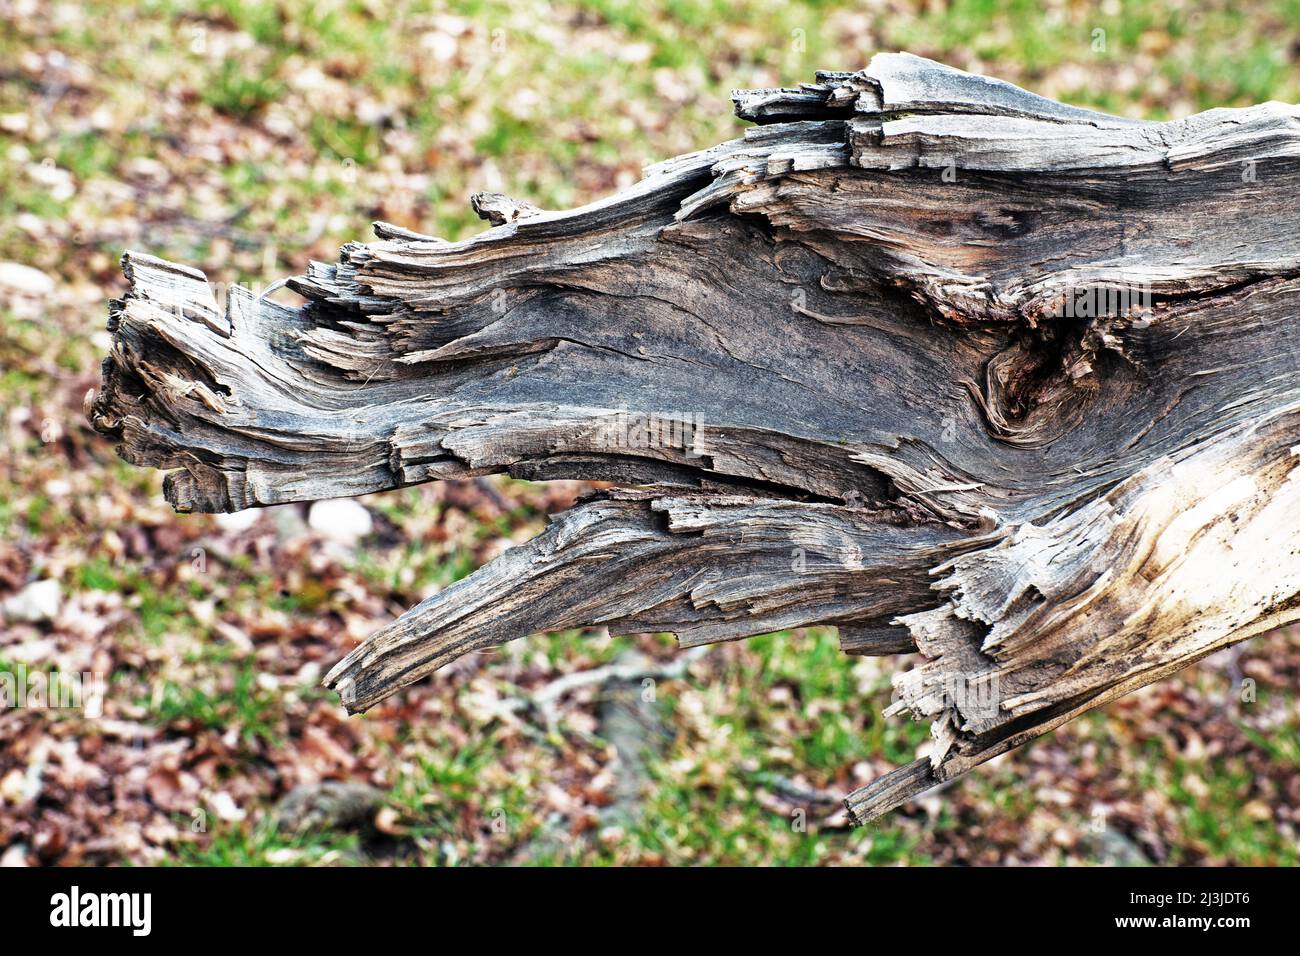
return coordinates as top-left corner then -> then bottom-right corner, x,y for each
2,0 -> 1299,866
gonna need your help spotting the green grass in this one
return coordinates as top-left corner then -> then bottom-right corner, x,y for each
168,818 -> 360,866
202,59 -> 286,118
149,664 -> 283,747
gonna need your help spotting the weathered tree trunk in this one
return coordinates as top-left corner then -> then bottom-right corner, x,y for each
91,54 -> 1300,823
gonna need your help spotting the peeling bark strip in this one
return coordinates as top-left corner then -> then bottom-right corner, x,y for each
92,53 -> 1300,823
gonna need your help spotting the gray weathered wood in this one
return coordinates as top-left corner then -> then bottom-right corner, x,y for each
91,53 -> 1300,823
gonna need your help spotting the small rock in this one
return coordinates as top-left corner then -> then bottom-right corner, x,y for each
308,498 -> 372,546
2,579 -> 62,623
0,262 -> 55,296
267,503 -> 308,541
275,781 -> 385,833
1087,828 -> 1150,867
215,510 -> 260,533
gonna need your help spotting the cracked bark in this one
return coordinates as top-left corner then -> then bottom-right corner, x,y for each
91,53 -> 1300,823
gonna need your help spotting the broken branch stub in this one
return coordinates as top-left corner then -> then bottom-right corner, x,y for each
91,53 -> 1300,823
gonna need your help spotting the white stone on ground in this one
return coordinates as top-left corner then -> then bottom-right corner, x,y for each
308,498 -> 373,546
2,579 -> 63,623
214,510 -> 260,533
0,261 -> 55,296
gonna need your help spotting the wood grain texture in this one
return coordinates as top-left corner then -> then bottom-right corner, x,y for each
91,53 -> 1300,823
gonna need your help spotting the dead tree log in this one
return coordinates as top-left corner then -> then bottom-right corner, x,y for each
91,53 -> 1300,823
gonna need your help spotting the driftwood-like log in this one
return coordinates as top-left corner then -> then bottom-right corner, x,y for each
91,54 -> 1300,823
